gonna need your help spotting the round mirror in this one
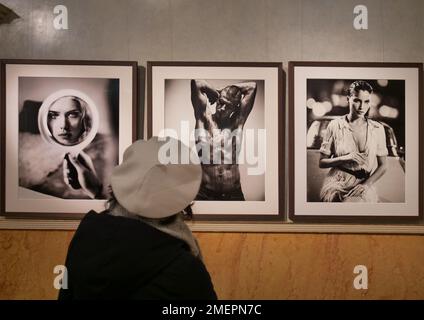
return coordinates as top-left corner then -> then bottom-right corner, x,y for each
38,89 -> 99,152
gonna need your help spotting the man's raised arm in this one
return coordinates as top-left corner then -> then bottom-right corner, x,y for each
190,80 -> 219,120
233,82 -> 257,125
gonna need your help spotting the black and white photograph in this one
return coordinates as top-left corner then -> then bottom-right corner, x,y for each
289,62 -> 422,220
1,60 -> 137,217
19,77 -> 119,200
306,78 -> 405,203
148,62 -> 283,220
166,78 -> 264,202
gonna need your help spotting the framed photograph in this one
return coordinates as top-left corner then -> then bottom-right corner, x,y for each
147,62 -> 284,221
1,59 -> 138,218
289,61 -> 423,222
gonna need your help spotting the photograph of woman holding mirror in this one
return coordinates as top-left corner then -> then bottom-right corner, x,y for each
18,77 -> 119,200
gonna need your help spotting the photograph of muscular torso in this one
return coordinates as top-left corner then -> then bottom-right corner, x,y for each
163,78 -> 265,202
190,80 -> 257,201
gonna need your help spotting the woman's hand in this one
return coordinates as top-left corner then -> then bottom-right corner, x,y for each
341,152 -> 368,166
320,152 -> 367,169
63,151 -> 103,199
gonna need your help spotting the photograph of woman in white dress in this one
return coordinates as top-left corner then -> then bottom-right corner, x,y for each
306,79 -> 406,203
319,81 -> 388,202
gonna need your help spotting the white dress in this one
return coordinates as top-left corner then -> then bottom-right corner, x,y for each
319,116 -> 388,202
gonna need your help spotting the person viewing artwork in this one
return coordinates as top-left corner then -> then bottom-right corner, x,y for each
190,79 -> 257,201
59,137 -> 217,300
318,80 -> 389,202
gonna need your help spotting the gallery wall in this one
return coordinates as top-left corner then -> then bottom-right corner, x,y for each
0,0 -> 423,299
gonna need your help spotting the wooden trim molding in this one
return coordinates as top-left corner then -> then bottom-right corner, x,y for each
1,217 -> 423,235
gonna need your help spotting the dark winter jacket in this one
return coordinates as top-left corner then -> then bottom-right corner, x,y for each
58,210 -> 217,300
